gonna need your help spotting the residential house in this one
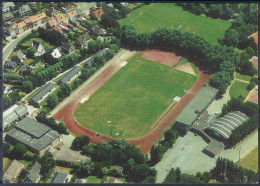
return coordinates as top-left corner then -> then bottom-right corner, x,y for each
61,42 -> 75,54
67,10 -> 78,21
52,26 -> 64,34
91,25 -> 106,36
56,14 -> 69,24
3,160 -> 24,183
18,4 -> 32,16
75,33 -> 91,47
31,40 -> 45,56
19,65 -> 33,76
51,48 -> 62,59
102,3 -> 115,12
11,50 -> 25,63
23,162 -> 41,183
8,12 -> 47,36
4,61 -> 17,72
45,6 -> 58,17
3,2 -> 15,13
8,21 -> 26,36
3,12 -> 14,22
89,7 -> 104,21
69,18 -> 80,27
5,117 -> 62,155
50,171 -> 70,183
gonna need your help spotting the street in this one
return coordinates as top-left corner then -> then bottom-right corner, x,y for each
3,23 -> 46,63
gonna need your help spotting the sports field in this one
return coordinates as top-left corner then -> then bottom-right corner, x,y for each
239,147 -> 258,172
74,54 -> 197,139
120,3 -> 231,44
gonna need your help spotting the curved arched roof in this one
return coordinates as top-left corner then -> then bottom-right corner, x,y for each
205,111 -> 248,140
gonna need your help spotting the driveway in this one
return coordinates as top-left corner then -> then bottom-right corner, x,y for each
154,132 -> 217,183
52,143 -> 88,162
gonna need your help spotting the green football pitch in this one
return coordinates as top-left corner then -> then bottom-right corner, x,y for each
74,54 -> 197,139
120,3 -> 231,44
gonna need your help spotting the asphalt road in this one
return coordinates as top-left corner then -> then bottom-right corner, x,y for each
76,2 -> 97,14
3,23 -> 46,64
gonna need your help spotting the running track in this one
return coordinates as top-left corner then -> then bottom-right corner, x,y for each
54,63 -> 211,153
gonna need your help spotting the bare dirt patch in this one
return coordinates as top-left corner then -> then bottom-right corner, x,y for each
175,62 -> 196,76
248,88 -> 258,104
140,49 -> 183,68
249,31 -> 258,44
251,57 -> 258,69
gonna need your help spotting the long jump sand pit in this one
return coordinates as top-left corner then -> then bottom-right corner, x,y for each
248,88 -> 258,104
175,63 -> 196,76
250,57 -> 258,69
141,49 -> 183,68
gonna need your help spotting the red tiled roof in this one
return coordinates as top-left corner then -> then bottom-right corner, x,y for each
93,8 -> 104,18
62,22 -> 68,27
67,10 -> 78,18
48,18 -> 57,27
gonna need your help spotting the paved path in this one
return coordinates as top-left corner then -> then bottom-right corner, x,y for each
155,130 -> 258,183
207,79 -> 234,115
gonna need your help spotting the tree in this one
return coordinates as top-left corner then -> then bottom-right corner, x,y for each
22,81 -> 33,93
91,141 -> 113,163
219,61 -> 235,77
27,47 -> 36,58
163,168 -> 176,183
71,136 -> 90,150
150,145 -> 163,164
75,159 -> 94,178
60,83 -> 72,96
209,71 -> 232,95
101,167 -> 110,176
46,94 -> 59,109
245,47 -> 255,58
82,143 -> 95,155
201,171 -> 212,183
93,55 -> 105,66
127,164 -> 150,183
56,120 -> 68,134
220,29 -> 239,47
40,151 -> 56,178
11,143 -> 27,159
175,167 -> 181,183
3,95 -> 12,110
3,142 -> 11,157
247,82 -> 256,90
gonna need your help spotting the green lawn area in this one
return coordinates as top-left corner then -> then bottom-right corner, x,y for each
23,58 -> 34,65
229,80 -> 249,99
239,147 -> 258,172
235,73 -> 252,82
86,176 -> 102,183
21,38 -> 55,50
74,53 -> 197,139
54,166 -> 73,174
120,3 -> 231,44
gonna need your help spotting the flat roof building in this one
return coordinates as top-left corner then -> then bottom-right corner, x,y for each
30,83 -> 55,104
57,66 -> 82,85
5,117 -> 61,155
3,160 -> 24,183
3,104 -> 28,128
174,86 -> 218,135
23,162 -> 41,183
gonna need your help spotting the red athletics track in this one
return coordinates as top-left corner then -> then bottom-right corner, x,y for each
54,63 -> 211,153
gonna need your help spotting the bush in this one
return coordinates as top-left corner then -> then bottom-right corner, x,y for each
247,81 -> 256,90
56,160 -> 75,168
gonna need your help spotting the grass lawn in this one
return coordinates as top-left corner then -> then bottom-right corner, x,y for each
74,53 -> 197,139
177,58 -> 189,66
235,73 -> 252,82
120,3 -> 231,44
55,166 -> 73,174
3,158 -> 10,168
21,38 -> 55,50
23,58 -> 34,65
86,176 -> 102,183
239,147 -> 258,172
229,80 -> 249,99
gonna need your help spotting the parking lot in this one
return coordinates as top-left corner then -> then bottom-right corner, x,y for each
154,132 -> 217,183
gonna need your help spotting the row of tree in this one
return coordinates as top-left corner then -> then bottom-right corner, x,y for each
121,25 -> 240,95
211,158 -> 258,183
229,114 -> 258,146
150,128 -> 179,165
163,167 -> 212,183
71,137 -> 156,183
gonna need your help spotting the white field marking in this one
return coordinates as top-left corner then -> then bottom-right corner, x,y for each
120,61 -> 127,67
173,96 -> 181,102
177,25 -> 183,29
80,96 -> 89,103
